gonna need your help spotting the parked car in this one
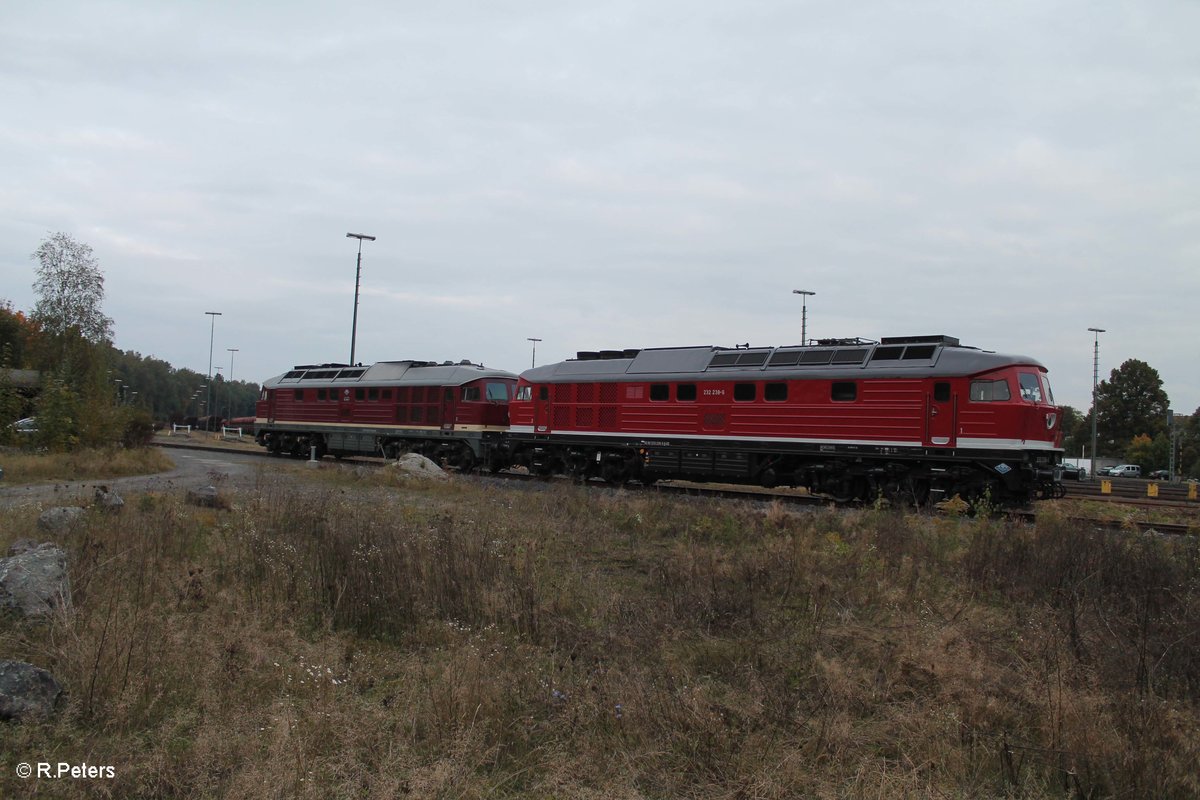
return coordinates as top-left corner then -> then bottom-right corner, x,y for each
1148,469 -> 1171,481
1108,464 -> 1142,478
1061,464 -> 1088,481
9,417 -> 36,435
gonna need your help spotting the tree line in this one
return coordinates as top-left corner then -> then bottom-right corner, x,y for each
1058,358 -> 1197,476
0,232 -> 259,450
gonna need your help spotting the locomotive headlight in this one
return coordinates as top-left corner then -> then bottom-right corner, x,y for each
1045,412 -> 1057,430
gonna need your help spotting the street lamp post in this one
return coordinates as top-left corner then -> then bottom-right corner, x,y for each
792,290 -> 815,344
1088,327 -> 1105,481
205,311 -> 222,428
346,233 -> 376,366
227,348 -> 239,418
527,337 -> 542,368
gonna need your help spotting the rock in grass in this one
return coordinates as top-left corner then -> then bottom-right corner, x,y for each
0,660 -> 63,722
36,506 -> 86,534
186,485 -> 222,508
390,453 -> 449,481
0,543 -> 72,619
93,485 -> 124,513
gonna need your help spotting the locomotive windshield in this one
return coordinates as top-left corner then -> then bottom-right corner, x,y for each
486,382 -> 510,401
1018,372 -> 1043,403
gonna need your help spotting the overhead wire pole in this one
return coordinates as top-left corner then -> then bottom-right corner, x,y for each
1088,327 -> 1105,481
792,290 -> 815,344
227,348 -> 239,418
346,233 -> 376,366
527,337 -> 542,368
205,311 -> 222,427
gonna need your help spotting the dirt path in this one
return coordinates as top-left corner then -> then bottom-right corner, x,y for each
0,448 -> 267,509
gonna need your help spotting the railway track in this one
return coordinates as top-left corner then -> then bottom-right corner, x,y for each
156,439 -> 1198,534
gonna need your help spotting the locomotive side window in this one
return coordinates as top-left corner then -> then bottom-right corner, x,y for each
734,383 -> 756,402
934,382 -> 951,402
539,387 -> 549,400
831,382 -> 857,402
354,389 -> 365,401
462,387 -> 481,402
677,384 -> 697,402
970,379 -> 1011,402
1018,373 -> 1043,403
515,385 -> 532,401
764,382 -> 788,402
486,382 -> 509,401
383,390 -> 392,400
293,389 -> 303,401
650,384 -> 669,401
368,388 -> 379,401
317,389 -> 327,401
1041,375 -> 1055,404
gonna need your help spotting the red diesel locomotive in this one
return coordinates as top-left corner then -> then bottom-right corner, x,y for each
254,360 -> 517,468
506,335 -> 1064,505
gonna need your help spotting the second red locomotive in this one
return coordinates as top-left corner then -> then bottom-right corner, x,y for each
255,359 -> 517,469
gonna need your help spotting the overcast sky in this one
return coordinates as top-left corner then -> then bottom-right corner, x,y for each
1,0 -> 1196,415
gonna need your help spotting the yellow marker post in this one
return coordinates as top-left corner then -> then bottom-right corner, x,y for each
1190,483 -> 1198,501
1147,483 -> 1159,498
1101,480 -> 1112,494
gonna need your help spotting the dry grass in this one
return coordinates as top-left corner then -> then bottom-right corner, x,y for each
0,446 -> 175,483
1,471 -> 1198,798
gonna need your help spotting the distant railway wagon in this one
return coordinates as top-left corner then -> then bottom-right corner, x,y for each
507,335 -> 1064,505
254,360 -> 517,468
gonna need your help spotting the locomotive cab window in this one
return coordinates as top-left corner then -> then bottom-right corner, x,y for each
486,382 -> 509,401
734,383 -> 756,402
1018,373 -> 1043,403
515,385 -> 532,401
650,384 -> 669,402
970,378 -> 1011,402
677,383 -> 697,402
462,387 -> 481,402
764,382 -> 788,402
831,382 -> 857,402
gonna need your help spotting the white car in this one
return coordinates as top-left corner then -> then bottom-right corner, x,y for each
1108,464 -> 1142,478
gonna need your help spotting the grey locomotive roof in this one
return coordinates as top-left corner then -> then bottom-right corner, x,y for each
520,337 -> 1047,383
263,360 -> 517,389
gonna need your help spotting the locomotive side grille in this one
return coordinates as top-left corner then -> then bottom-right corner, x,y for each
599,407 -> 619,429
576,407 -> 595,427
553,407 -> 570,428
576,383 -> 595,403
554,385 -> 572,402
600,383 -> 619,403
